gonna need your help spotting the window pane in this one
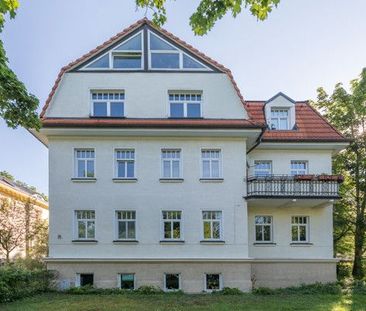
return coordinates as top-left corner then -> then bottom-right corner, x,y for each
173,221 -> 180,239
255,226 -> 263,241
170,103 -> 184,118
187,103 -> 201,118
93,102 -> 107,116
203,221 -> 211,239
150,33 -> 177,50
163,160 -> 171,178
113,54 -> 141,68
111,102 -> 124,117
164,222 -> 171,239
263,226 -> 271,241
127,221 -> 136,239
121,274 -> 135,290
212,221 -> 220,239
206,274 -> 220,290
87,55 -> 109,69
80,274 -> 94,287
183,54 -> 205,69
172,160 -> 180,178
300,226 -> 307,241
87,221 -> 95,239
211,160 -> 220,178
279,118 -> 288,129
77,160 -> 85,178
126,162 -> 134,178
292,226 -> 298,241
271,119 -> 279,130
115,33 -> 142,51
78,221 -> 86,239
202,160 -> 210,178
86,160 -> 94,177
119,222 -> 127,239
165,274 -> 180,290
118,161 -> 126,178
151,53 -> 179,69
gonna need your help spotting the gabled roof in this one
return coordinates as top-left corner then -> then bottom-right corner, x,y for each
245,100 -> 349,142
40,18 -> 249,119
265,92 -> 296,104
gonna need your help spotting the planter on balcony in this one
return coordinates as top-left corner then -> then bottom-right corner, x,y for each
318,175 -> 344,183
294,175 -> 315,181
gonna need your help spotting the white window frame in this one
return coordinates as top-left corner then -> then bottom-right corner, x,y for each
116,211 -> 136,241
270,108 -> 290,130
74,210 -> 96,240
90,91 -> 125,117
118,273 -> 136,290
168,92 -> 203,118
204,273 -> 223,292
164,273 -> 181,292
83,31 -> 144,71
290,160 -> 308,176
201,149 -> 222,179
202,211 -> 223,241
114,149 -> 135,179
161,211 -> 183,241
147,30 -> 209,71
161,149 -> 182,179
74,149 -> 95,179
291,216 -> 310,243
254,216 -> 273,243
254,160 -> 272,177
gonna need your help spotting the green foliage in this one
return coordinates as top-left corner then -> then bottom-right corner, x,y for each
253,282 -> 342,296
216,287 -> 243,295
337,262 -> 353,280
136,0 -> 280,35
0,171 -> 14,180
0,266 -> 55,303
0,0 -> 18,32
136,285 -> 163,294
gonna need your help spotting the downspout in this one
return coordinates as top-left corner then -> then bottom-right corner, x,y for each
246,126 -> 265,155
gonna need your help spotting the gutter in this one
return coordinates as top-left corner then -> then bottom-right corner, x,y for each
247,126 -> 266,155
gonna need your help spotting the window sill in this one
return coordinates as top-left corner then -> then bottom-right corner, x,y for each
89,116 -> 126,119
71,178 -> 97,183
112,178 -> 138,183
113,240 -> 139,244
199,178 -> 224,183
290,242 -> 313,246
72,240 -> 98,244
160,240 -> 185,244
200,240 -> 225,244
159,178 -> 184,183
253,242 -> 276,246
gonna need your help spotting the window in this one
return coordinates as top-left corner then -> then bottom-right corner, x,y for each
291,161 -> 308,176
115,150 -> 135,178
91,92 -> 124,117
116,211 -> 136,240
169,93 -> 202,118
291,216 -> 309,242
78,274 -> 94,287
270,108 -> 289,130
203,211 -> 222,240
120,274 -> 135,290
164,274 -> 180,291
74,149 -> 95,178
205,274 -> 221,291
161,150 -> 181,179
201,150 -> 221,179
75,211 -> 95,240
254,161 -> 272,177
255,216 -> 273,242
148,31 -> 208,70
162,211 -> 182,240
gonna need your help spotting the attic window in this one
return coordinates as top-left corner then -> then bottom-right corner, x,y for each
148,31 -> 208,70
270,108 -> 289,130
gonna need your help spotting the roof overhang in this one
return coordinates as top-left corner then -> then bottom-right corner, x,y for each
256,141 -> 349,154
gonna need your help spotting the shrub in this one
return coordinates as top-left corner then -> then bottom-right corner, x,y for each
252,287 -> 276,295
352,280 -> 366,294
253,282 -> 342,295
136,285 -> 163,295
337,262 -> 352,280
66,286 -> 131,295
0,266 -> 55,303
215,287 -> 243,295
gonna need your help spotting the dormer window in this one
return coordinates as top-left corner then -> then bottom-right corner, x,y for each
169,92 -> 202,118
270,108 -> 289,130
91,92 -> 124,117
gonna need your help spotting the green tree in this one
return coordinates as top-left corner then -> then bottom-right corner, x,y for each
136,0 -> 280,35
0,0 -> 40,129
313,68 -> 366,278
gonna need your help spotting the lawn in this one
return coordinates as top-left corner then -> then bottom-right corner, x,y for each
1,292 -> 366,311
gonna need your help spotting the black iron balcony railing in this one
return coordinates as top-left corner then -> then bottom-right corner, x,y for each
246,175 -> 343,199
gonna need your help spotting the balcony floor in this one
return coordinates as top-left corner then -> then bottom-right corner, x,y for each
246,197 -> 336,208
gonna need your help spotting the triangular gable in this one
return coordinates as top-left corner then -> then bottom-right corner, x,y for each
40,18 -> 248,119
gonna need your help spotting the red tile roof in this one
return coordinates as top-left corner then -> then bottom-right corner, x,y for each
40,18 -> 249,119
41,118 -> 260,129
245,101 -> 348,142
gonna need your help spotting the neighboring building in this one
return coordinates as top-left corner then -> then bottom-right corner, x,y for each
0,176 -> 48,260
33,19 -> 349,292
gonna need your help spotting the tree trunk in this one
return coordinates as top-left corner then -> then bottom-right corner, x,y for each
352,221 -> 365,278
5,250 -> 10,264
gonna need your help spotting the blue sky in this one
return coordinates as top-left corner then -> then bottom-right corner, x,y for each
1,0 -> 365,195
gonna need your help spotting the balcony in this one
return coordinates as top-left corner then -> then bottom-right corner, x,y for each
246,175 -> 343,200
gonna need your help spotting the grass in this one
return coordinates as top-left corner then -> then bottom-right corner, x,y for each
1,291 -> 366,311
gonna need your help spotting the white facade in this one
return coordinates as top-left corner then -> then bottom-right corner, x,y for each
39,19 -> 347,292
